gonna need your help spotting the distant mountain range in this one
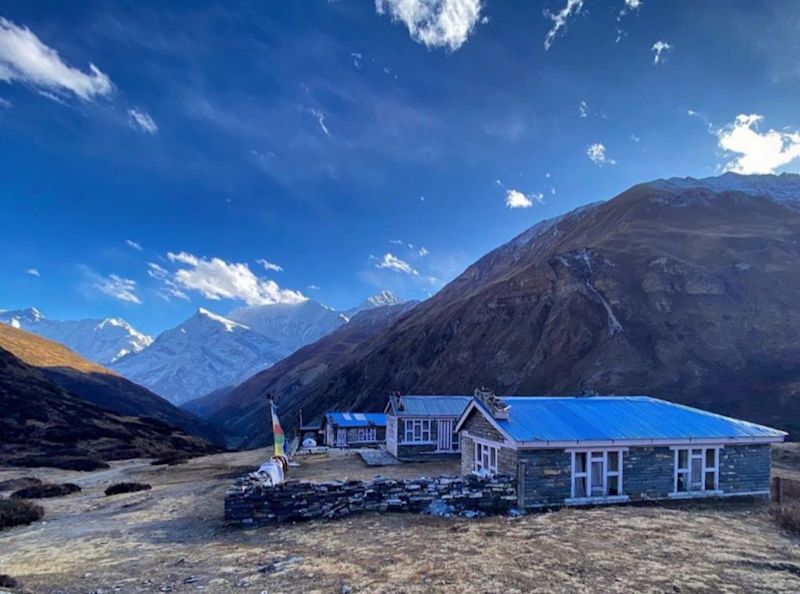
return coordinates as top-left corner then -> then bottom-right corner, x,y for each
197,172 -> 800,445
0,307 -> 152,364
2,291 -> 406,406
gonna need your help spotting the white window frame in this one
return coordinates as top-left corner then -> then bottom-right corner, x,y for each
567,448 -> 628,504
403,419 -> 432,444
356,426 -> 377,443
671,446 -> 721,497
474,441 -> 499,475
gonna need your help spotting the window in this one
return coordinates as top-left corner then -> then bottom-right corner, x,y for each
571,450 -> 624,499
356,427 -> 377,442
403,419 -> 431,443
674,447 -> 719,493
474,441 -> 499,474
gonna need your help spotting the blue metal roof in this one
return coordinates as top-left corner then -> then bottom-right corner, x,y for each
395,395 -> 472,417
472,396 -> 785,443
324,412 -> 386,428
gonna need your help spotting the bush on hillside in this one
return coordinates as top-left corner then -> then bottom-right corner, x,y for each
771,503 -> 800,535
105,482 -> 152,496
0,477 -> 42,492
11,483 -> 81,499
0,498 -> 44,530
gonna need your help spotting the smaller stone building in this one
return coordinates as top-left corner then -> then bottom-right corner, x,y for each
322,412 -> 386,448
456,394 -> 785,508
385,395 -> 472,460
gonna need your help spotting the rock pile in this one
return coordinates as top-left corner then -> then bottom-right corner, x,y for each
225,474 -> 517,527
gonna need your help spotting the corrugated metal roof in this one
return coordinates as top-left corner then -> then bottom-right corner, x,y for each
395,395 -> 473,417
325,412 -> 386,428
474,396 -> 785,442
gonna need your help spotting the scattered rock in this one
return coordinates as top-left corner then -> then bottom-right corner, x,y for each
340,585 -> 353,594
105,482 -> 152,496
10,483 -> 81,499
0,575 -> 19,589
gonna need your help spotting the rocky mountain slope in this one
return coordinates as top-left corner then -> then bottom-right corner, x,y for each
0,324 -> 224,446
0,346 -> 216,467
111,308 -> 282,406
0,307 -> 152,365
210,173 -> 800,445
190,301 -> 418,446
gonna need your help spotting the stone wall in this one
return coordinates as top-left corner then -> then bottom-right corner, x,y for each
225,474 -> 517,527
623,447 -> 675,500
518,450 -> 571,507
719,444 -> 771,494
459,410 -> 516,477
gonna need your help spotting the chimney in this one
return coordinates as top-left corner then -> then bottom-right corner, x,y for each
474,387 -> 510,420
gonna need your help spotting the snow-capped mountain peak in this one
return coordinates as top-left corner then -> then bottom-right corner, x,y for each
650,172 -> 800,205
343,290 -> 406,319
194,307 -> 247,332
0,308 -> 152,365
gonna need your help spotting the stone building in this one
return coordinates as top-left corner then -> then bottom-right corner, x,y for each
456,393 -> 785,508
385,395 -> 472,460
322,412 -> 386,448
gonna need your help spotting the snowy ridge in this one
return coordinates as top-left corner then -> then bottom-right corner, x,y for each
0,308 -> 152,364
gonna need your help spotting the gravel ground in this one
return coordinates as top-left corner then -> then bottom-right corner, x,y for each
1,448 -> 799,594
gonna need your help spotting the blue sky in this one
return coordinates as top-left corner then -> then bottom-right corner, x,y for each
1,0 -> 799,335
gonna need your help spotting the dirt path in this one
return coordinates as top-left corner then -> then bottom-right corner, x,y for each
2,449 -> 800,594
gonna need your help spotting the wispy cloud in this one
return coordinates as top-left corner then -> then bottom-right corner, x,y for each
147,262 -> 189,301
25,268 -> 39,277
256,258 -> 284,273
376,0 -> 485,51
587,142 -> 616,165
0,17 -> 113,101
418,246 -> 430,257
651,40 -> 671,65
307,107 -> 331,137
375,252 -> 419,275
616,0 -> 642,43
544,0 -> 584,50
307,284 -> 321,291
717,114 -> 800,174
127,108 -> 158,134
166,251 -> 306,305
125,239 -> 143,251
94,273 -> 141,304
578,100 -> 589,118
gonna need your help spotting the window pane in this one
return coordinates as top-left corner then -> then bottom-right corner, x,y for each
705,471 -> 715,491
575,452 -> 586,473
677,472 -> 688,492
575,477 -> 587,498
608,475 -> 619,496
705,448 -> 716,468
608,451 -> 619,472
490,447 -> 497,469
691,458 -> 703,488
678,450 -> 688,470
591,461 -> 604,495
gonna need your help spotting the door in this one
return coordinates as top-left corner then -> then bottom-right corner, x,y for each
437,419 -> 453,451
336,428 -> 347,447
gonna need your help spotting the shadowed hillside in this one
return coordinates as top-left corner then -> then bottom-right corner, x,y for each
0,324 -> 225,446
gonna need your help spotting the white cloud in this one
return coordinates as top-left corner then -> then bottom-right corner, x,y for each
587,142 -> 616,166
125,239 -> 143,251
505,189 -> 543,209
578,100 -> 589,118
307,284 -> 321,291
127,109 -> 158,134
256,258 -> 284,272
544,0 -> 584,51
308,107 -> 330,136
651,40 -> 671,65
375,0 -> 484,51
94,273 -> 141,304
0,96 -> 10,108
25,268 -> 39,277
717,114 -> 800,175
147,262 -> 189,301
351,52 -> 363,68
166,251 -> 306,305
375,252 -> 419,275
0,17 -> 113,101
630,133 -> 640,143
418,246 -> 430,256
616,0 -> 642,43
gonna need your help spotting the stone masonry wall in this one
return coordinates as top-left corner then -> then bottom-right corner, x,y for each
225,474 -> 517,527
459,410 -> 517,477
719,444 -> 771,494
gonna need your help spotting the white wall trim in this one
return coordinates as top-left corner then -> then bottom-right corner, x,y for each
511,436 -> 782,449
461,431 -> 509,449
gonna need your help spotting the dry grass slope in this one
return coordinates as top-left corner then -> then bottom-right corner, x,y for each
0,323 -> 109,374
